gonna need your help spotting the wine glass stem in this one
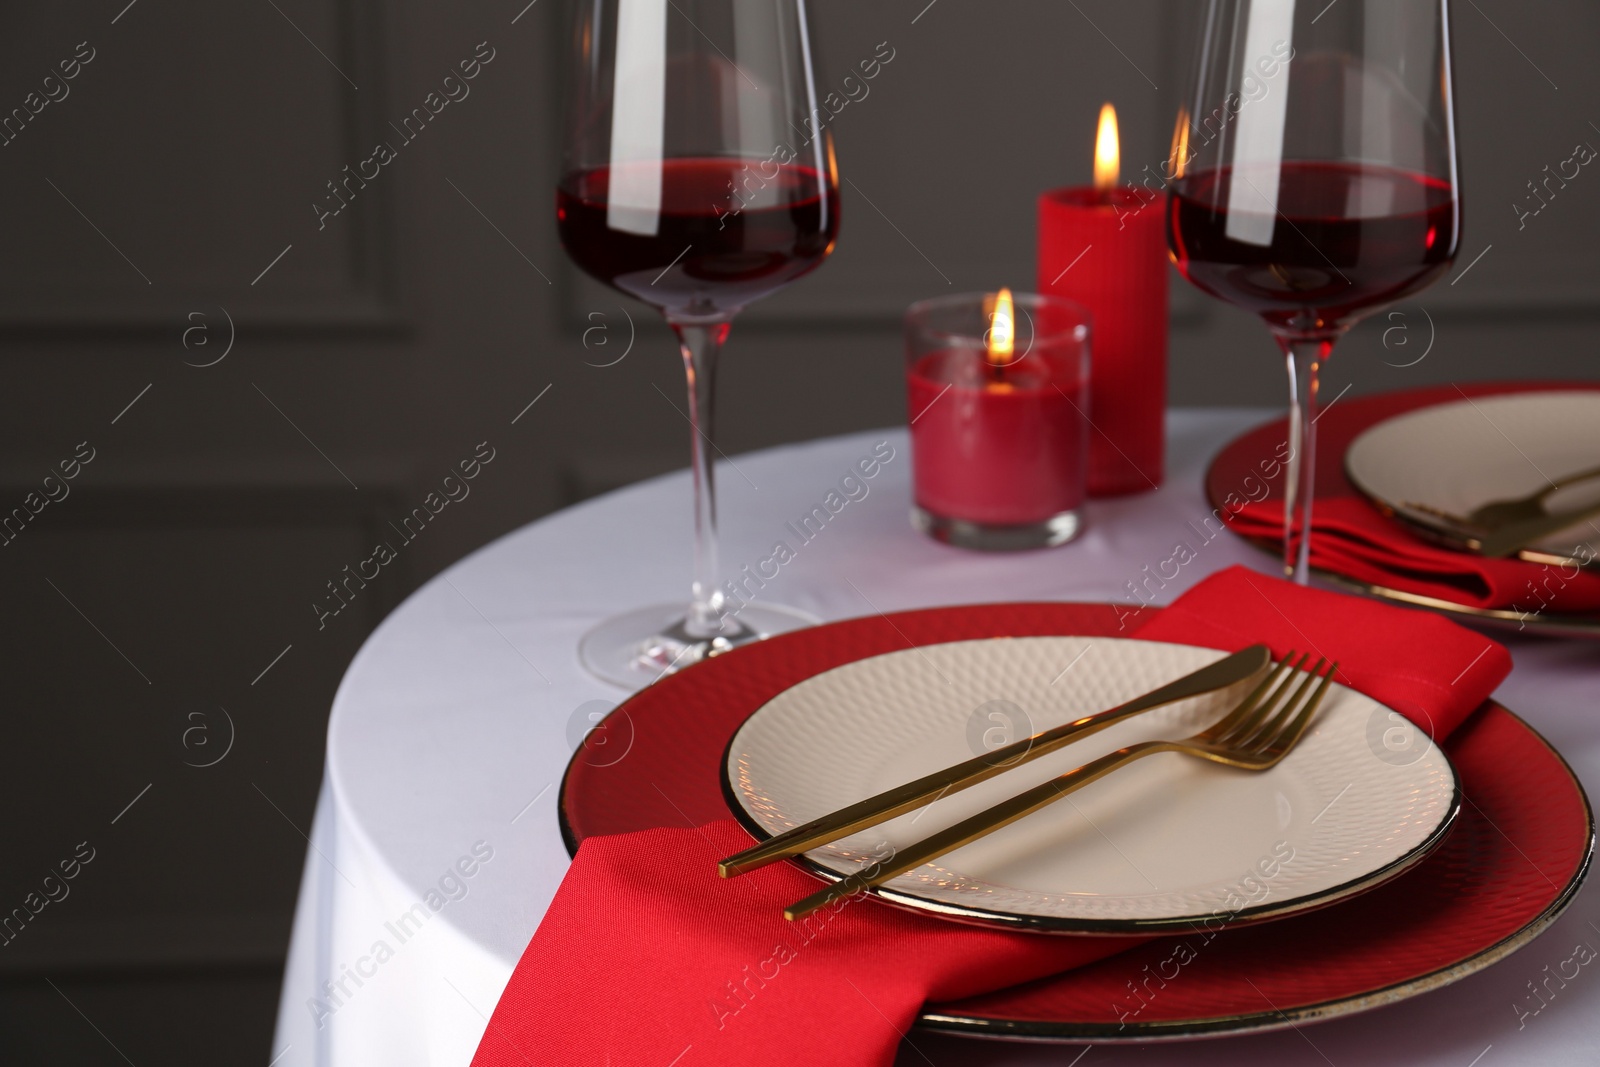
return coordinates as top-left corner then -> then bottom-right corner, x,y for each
1277,335 -> 1334,585
672,319 -> 733,637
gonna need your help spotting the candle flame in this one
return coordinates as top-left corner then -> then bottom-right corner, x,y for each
1170,107 -> 1191,180
1094,103 -> 1120,190
822,132 -> 840,257
986,287 -> 1015,368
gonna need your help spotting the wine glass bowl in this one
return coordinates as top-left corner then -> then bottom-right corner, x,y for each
1168,161 -> 1458,335
1167,0 -> 1460,581
557,155 -> 838,321
556,0 -> 839,687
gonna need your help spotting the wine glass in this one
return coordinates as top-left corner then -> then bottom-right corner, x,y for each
1168,0 -> 1460,582
557,0 -> 840,686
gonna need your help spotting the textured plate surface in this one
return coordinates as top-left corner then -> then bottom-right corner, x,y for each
1347,391 -> 1600,558
560,603 -> 1593,1041
724,637 -> 1457,932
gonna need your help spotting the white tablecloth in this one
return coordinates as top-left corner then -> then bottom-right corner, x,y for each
273,411 -> 1600,1067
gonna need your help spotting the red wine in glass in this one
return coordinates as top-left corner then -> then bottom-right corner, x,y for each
1167,0 -> 1460,584
1169,161 -> 1457,334
556,0 -> 841,686
558,158 -> 837,319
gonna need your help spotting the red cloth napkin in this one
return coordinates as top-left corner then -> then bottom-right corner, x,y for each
1134,566 -> 1511,739
470,568 -> 1511,1067
1213,383 -> 1600,613
471,820 -> 1139,1067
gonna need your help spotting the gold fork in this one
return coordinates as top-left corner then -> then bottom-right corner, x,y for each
1398,462 -> 1600,557
1463,463 -> 1600,528
784,653 -> 1337,921
1401,497 -> 1600,559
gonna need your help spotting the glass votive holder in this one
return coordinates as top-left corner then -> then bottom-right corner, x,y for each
905,291 -> 1091,551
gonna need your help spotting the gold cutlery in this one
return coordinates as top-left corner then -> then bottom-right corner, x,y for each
1396,463 -> 1600,558
1462,463 -> 1600,528
784,653 -> 1336,921
717,644 -> 1271,879
1389,501 -> 1485,550
1476,500 -> 1600,558
1400,498 -> 1600,559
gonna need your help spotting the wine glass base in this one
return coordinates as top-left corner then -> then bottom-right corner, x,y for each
911,507 -> 1084,551
579,602 -> 821,689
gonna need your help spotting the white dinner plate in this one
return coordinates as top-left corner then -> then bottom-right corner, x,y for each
723,637 -> 1459,933
1346,390 -> 1600,561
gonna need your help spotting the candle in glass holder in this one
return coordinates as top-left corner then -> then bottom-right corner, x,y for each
1039,103 -> 1167,496
906,289 -> 1091,550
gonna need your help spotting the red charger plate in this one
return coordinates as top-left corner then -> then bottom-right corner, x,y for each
1206,381 -> 1600,637
560,603 -> 1593,1041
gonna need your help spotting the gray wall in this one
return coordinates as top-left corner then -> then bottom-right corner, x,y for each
0,1 -> 1595,1062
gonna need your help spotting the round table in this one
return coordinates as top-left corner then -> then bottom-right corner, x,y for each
272,413 -> 1600,1067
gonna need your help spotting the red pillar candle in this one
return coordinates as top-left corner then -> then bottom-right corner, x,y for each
1038,104 -> 1167,496
905,290 -> 1091,551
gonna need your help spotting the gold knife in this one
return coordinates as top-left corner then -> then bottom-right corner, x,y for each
717,643 -> 1271,878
